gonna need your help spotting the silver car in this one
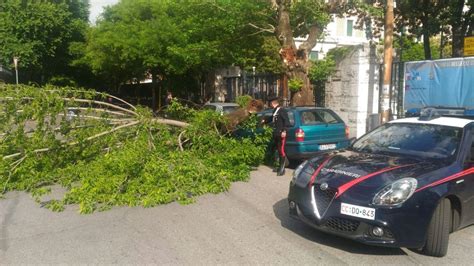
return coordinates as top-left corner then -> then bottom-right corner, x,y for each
203,103 -> 239,115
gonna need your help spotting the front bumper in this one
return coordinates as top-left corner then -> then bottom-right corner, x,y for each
289,203 -> 398,247
288,183 -> 432,249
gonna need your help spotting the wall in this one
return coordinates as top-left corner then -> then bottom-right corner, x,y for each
324,43 -> 380,138
295,15 -> 371,61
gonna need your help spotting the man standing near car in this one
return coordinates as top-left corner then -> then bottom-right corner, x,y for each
265,97 -> 290,176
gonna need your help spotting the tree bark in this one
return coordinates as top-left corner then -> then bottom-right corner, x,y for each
151,70 -> 158,111
451,0 -> 467,57
422,29 -> 432,60
274,0 -> 323,106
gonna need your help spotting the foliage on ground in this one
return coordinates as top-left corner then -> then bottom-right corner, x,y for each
0,84 -> 271,213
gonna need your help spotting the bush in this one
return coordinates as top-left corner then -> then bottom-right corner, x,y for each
236,95 -> 252,108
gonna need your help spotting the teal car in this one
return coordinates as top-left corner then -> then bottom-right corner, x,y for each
258,107 -> 350,161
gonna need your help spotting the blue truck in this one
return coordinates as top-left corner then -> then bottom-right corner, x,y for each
404,57 -> 474,116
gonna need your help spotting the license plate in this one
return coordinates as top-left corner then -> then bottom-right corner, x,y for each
319,143 -> 337,150
340,203 -> 376,220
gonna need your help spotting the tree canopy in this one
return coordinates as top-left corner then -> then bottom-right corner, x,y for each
0,0 -> 90,84
352,0 -> 473,60
77,0 -> 283,91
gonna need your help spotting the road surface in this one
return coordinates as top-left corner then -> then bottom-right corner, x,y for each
1,166 -> 473,264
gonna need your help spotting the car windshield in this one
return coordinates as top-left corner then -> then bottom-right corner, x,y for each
352,123 -> 463,159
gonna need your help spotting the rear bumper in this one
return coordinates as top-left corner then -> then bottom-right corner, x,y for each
285,140 -> 350,160
286,151 -> 326,160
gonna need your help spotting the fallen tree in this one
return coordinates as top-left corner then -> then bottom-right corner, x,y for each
0,85 -> 271,213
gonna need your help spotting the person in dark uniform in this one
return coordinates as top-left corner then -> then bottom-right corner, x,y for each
264,97 -> 290,176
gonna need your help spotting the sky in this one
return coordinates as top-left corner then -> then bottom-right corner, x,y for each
89,0 -> 119,24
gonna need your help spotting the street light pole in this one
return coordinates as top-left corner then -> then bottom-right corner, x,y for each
13,57 -> 19,85
252,66 -> 256,98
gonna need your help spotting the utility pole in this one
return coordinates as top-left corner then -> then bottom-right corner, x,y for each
381,0 -> 394,123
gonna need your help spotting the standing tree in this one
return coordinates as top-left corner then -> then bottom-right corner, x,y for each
354,0 -> 472,60
397,0 -> 448,60
0,0 -> 90,84
78,0 -> 188,107
80,0 -> 283,105
249,0 -> 348,106
442,0 -> 473,57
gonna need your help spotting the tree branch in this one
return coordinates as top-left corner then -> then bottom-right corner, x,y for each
44,90 -> 137,111
67,121 -> 141,146
62,98 -> 138,117
299,25 -> 322,54
151,118 -> 189,128
178,131 -> 187,151
2,121 -> 141,161
2,155 -> 27,193
66,107 -> 132,117
248,23 -> 275,34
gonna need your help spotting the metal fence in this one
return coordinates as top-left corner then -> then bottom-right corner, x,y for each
222,72 -> 285,104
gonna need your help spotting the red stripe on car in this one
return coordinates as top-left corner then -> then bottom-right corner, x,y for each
415,167 -> 474,193
308,156 -> 333,187
335,164 -> 413,198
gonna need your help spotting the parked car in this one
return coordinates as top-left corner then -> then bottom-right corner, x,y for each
257,107 -> 350,161
288,107 -> 474,257
203,102 -> 239,115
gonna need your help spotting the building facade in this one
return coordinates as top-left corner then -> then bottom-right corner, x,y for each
297,16 -> 381,138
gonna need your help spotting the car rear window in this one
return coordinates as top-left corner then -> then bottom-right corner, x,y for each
223,106 -> 238,114
300,110 -> 341,125
203,105 -> 216,111
257,110 -> 295,127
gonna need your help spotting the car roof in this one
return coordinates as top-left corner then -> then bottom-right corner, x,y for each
285,106 -> 332,111
205,102 -> 239,107
390,117 -> 473,128
260,107 -> 332,112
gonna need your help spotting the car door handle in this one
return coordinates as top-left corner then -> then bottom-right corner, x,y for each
456,179 -> 464,184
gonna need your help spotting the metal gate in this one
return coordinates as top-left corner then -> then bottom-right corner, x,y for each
390,61 -> 405,118
379,61 -> 405,120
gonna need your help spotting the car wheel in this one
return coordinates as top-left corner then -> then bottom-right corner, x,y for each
422,198 -> 451,257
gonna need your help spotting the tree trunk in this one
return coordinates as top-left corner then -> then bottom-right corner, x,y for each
420,16 -> 432,60
451,0 -> 467,57
274,0 -> 320,106
452,26 -> 464,57
422,30 -> 432,60
151,70 -> 157,111
287,62 -> 312,106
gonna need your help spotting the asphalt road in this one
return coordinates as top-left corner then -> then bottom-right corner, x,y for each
1,166 -> 473,264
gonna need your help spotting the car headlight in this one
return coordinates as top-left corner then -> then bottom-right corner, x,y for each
372,178 -> 417,207
291,160 -> 314,187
